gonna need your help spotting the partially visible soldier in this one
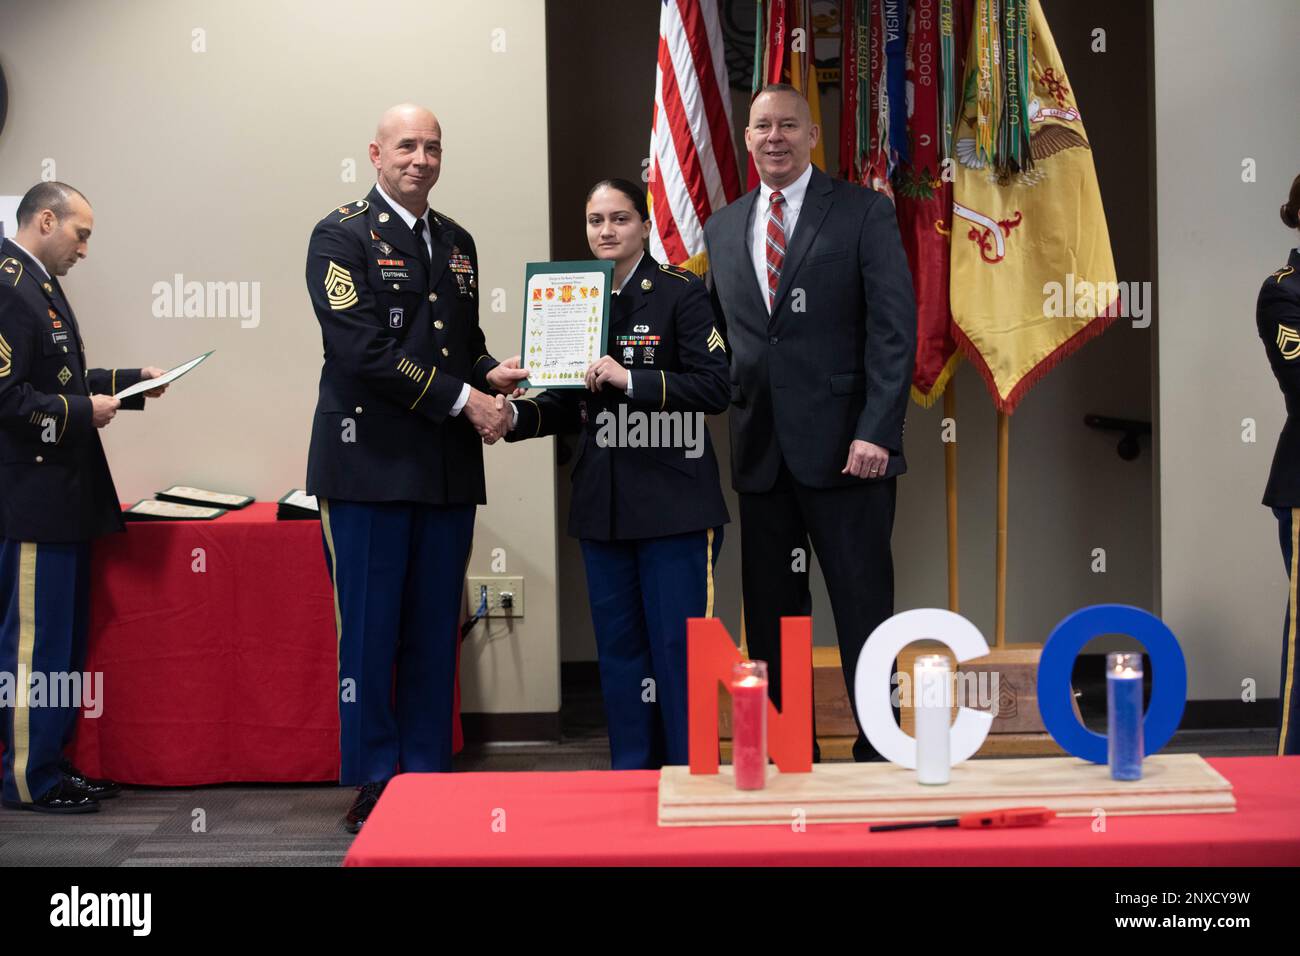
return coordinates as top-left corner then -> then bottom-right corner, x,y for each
1257,171 -> 1300,757
0,182 -> 168,813
305,104 -> 528,833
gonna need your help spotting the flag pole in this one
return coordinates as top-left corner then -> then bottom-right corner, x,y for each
944,387 -> 959,613
995,409 -> 1009,647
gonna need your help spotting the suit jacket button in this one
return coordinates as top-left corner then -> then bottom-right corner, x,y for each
769,336 -> 779,345
441,347 -> 450,357
354,406 -> 363,414
434,320 -> 444,330
428,292 -> 438,302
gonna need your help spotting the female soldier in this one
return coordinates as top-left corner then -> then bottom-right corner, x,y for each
1257,171 -> 1300,755
507,178 -> 729,769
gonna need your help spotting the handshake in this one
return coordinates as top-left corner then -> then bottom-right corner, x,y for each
465,356 -> 530,444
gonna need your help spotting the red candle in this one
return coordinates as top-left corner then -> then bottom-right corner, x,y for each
731,661 -> 768,790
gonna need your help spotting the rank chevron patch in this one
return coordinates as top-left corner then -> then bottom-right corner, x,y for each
325,261 -> 358,310
0,332 -> 11,377
706,327 -> 726,353
1278,324 -> 1300,360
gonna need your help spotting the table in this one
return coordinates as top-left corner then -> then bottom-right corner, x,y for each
343,756 -> 1300,866
63,503 -> 462,786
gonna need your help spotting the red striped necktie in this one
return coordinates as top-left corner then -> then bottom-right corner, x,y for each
765,190 -> 786,311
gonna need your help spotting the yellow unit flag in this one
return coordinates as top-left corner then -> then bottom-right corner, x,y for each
949,0 -> 1118,414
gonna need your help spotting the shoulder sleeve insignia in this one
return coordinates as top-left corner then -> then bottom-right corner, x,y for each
707,327 -> 726,353
325,261 -> 359,310
659,263 -> 693,282
1273,265 -> 1296,284
0,257 -> 22,286
339,199 -> 369,223
0,332 -> 12,378
1277,323 -> 1300,360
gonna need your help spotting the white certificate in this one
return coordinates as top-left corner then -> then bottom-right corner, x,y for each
114,350 -> 213,400
519,260 -> 614,388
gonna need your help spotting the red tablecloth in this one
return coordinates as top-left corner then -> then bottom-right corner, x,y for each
343,756 -> 1300,866
66,503 -> 461,786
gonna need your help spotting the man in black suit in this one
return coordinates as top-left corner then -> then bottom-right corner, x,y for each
704,84 -> 916,761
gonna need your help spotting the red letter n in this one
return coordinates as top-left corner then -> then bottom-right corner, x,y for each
687,617 -> 812,774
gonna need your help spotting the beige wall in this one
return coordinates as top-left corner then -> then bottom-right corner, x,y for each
0,0 -> 558,715
1154,0 -> 1300,700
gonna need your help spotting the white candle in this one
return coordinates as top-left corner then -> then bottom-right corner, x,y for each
914,654 -> 952,784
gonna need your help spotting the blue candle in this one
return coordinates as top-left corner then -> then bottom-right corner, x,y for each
1107,652 -> 1144,780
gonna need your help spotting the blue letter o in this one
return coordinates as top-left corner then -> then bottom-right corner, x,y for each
1037,605 -> 1187,764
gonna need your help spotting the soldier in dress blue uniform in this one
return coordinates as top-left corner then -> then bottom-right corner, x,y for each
505,179 -> 729,769
1257,173 -> 1300,757
306,105 -> 528,831
0,182 -> 167,813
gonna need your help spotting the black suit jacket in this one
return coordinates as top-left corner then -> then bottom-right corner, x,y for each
507,254 -> 730,541
0,238 -> 146,542
305,186 -> 500,505
703,165 -> 916,493
1258,247 -> 1300,508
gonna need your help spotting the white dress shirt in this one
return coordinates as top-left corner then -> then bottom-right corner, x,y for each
748,162 -> 813,313
373,181 -> 473,416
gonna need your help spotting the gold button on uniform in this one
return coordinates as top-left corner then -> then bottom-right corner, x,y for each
354,406 -> 363,414
392,283 -> 400,290
434,320 -> 444,330
428,292 -> 438,302
441,347 -> 449,357
35,456 -> 43,464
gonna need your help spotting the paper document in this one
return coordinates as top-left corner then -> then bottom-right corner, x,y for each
114,350 -> 213,400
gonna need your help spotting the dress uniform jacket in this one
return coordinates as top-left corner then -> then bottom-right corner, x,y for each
305,186 -> 500,505
1259,248 -> 1300,507
507,254 -> 730,541
0,239 -> 145,543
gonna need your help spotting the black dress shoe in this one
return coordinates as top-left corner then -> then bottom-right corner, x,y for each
60,759 -> 122,799
344,780 -> 387,834
2,779 -> 100,814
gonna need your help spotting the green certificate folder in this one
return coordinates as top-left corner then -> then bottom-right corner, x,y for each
518,259 -> 614,389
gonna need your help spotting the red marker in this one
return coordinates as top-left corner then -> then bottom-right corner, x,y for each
870,806 -> 1056,832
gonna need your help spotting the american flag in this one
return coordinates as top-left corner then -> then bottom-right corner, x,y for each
647,0 -> 743,274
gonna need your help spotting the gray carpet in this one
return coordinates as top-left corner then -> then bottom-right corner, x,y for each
0,707 -> 1277,866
